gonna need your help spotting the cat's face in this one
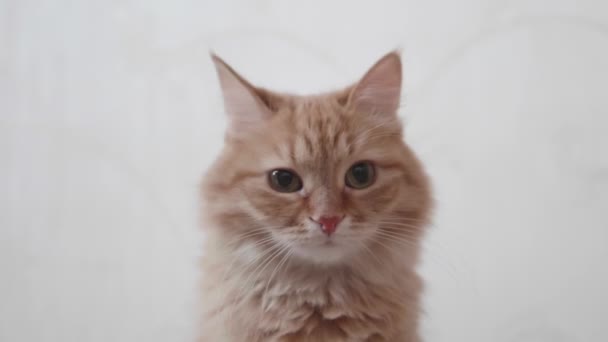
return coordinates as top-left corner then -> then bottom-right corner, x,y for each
203,52 -> 431,265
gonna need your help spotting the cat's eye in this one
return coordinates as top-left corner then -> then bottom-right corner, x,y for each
268,169 -> 303,193
345,162 -> 375,189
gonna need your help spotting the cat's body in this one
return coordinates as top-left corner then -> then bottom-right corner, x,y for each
199,52 -> 432,342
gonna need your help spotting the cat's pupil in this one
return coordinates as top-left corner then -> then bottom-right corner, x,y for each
269,169 -> 302,193
352,164 -> 369,183
276,171 -> 293,187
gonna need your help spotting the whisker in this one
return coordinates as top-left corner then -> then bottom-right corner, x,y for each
377,218 -> 427,225
356,240 -> 384,268
368,236 -> 400,257
233,242 -> 289,304
350,222 -> 423,236
220,235 -> 277,281
224,229 -> 270,246
373,231 -> 461,282
380,216 -> 428,222
377,221 -> 422,229
262,245 -> 293,309
231,244 -> 282,304
374,231 -> 420,249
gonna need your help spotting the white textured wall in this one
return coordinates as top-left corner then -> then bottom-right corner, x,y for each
2,0 -> 608,341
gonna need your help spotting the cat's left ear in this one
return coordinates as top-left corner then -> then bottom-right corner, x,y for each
348,51 -> 402,116
211,54 -> 273,137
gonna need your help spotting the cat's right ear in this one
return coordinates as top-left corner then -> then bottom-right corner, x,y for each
348,51 -> 402,116
211,53 -> 273,137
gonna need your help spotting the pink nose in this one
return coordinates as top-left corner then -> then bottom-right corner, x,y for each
316,216 -> 343,236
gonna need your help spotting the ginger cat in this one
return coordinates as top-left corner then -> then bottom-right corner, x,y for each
199,51 -> 432,342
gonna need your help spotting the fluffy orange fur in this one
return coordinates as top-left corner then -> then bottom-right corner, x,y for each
199,52 -> 432,341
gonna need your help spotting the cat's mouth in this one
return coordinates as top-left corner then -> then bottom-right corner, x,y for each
292,240 -> 349,264
298,236 -> 336,248
321,239 -> 335,247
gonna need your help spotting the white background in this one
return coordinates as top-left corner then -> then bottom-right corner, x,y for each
2,0 -> 608,341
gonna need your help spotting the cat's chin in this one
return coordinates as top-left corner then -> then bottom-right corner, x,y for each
291,241 -> 356,265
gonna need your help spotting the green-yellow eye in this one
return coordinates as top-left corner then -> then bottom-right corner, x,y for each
345,162 -> 375,189
268,169 -> 303,193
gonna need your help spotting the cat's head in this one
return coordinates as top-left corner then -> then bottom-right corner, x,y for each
203,52 -> 431,265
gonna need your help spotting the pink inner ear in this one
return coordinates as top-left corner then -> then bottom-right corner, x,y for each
349,52 -> 402,115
